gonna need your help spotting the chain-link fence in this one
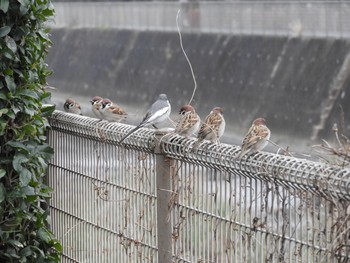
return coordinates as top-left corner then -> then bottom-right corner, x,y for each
47,111 -> 350,262
50,1 -> 350,38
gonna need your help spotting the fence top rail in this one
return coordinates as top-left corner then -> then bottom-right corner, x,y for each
49,110 -> 350,201
49,110 -> 156,151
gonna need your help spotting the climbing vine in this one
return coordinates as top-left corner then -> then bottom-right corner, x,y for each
0,0 -> 61,261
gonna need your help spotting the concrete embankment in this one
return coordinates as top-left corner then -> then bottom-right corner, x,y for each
46,28 -> 350,152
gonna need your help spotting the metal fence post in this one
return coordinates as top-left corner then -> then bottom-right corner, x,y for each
154,130 -> 173,263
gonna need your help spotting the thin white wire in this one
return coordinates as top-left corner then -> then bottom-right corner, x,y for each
176,9 -> 197,106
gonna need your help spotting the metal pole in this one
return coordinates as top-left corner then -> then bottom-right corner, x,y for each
155,130 -> 172,263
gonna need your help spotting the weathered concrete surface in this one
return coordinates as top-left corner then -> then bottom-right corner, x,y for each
52,2 -> 350,38
46,28 -> 350,152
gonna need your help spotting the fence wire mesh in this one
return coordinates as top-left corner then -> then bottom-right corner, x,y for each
48,112 -> 157,262
47,111 -> 350,262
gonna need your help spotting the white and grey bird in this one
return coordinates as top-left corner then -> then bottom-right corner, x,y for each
100,98 -> 128,122
175,105 -> 200,137
64,98 -> 82,115
119,93 -> 171,143
90,96 -> 103,119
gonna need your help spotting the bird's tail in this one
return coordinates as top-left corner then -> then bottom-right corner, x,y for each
191,138 -> 203,152
235,148 -> 249,160
235,152 -> 244,160
119,124 -> 142,143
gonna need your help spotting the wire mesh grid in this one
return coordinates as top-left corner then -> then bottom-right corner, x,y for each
47,112 -> 158,262
162,135 -> 350,262
47,111 -> 350,262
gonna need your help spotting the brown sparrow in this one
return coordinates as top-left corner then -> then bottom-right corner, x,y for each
90,96 -> 103,119
119,94 -> 171,143
175,105 -> 200,137
64,98 -> 82,115
236,118 -> 271,159
197,107 -> 225,143
100,98 -> 127,122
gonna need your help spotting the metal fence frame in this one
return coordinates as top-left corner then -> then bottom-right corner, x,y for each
47,111 -> 350,262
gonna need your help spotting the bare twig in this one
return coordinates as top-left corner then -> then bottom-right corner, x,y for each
267,139 -> 293,157
312,105 -> 350,167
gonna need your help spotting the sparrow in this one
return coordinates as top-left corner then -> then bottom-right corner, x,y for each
90,96 -> 103,119
119,93 -> 171,143
175,105 -> 200,137
197,107 -> 225,143
236,117 -> 271,159
64,98 -> 82,115
100,98 -> 128,122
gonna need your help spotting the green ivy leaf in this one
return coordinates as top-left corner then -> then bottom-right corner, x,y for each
13,69 -> 24,79
19,4 -> 28,16
8,239 -> 24,248
36,156 -> 47,170
18,0 -> 30,16
0,92 -> 7,100
0,26 -> 11,37
0,183 -> 5,203
39,185 -> 53,198
4,248 -> 20,262
6,141 -> 28,152
6,110 -> 15,119
40,104 -> 55,117
6,248 -> 21,258
22,124 -> 37,136
42,8 -> 54,17
17,0 -> 30,6
37,228 -> 51,243
40,91 -> 52,100
3,68 -> 13,75
19,246 -> 33,257
35,144 -> 54,159
16,89 -> 39,100
20,168 -> 32,187
5,35 -> 17,53
53,242 -> 62,253
37,29 -> 50,41
5,75 -> 16,92
0,169 -> 5,179
0,108 -> 8,117
0,120 -> 7,136
12,105 -> 22,115
0,0 -> 9,13
24,105 -> 36,116
20,185 -> 35,196
13,153 -> 29,172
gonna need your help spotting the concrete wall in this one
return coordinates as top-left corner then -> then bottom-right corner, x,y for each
51,2 -> 350,38
46,28 -> 350,149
